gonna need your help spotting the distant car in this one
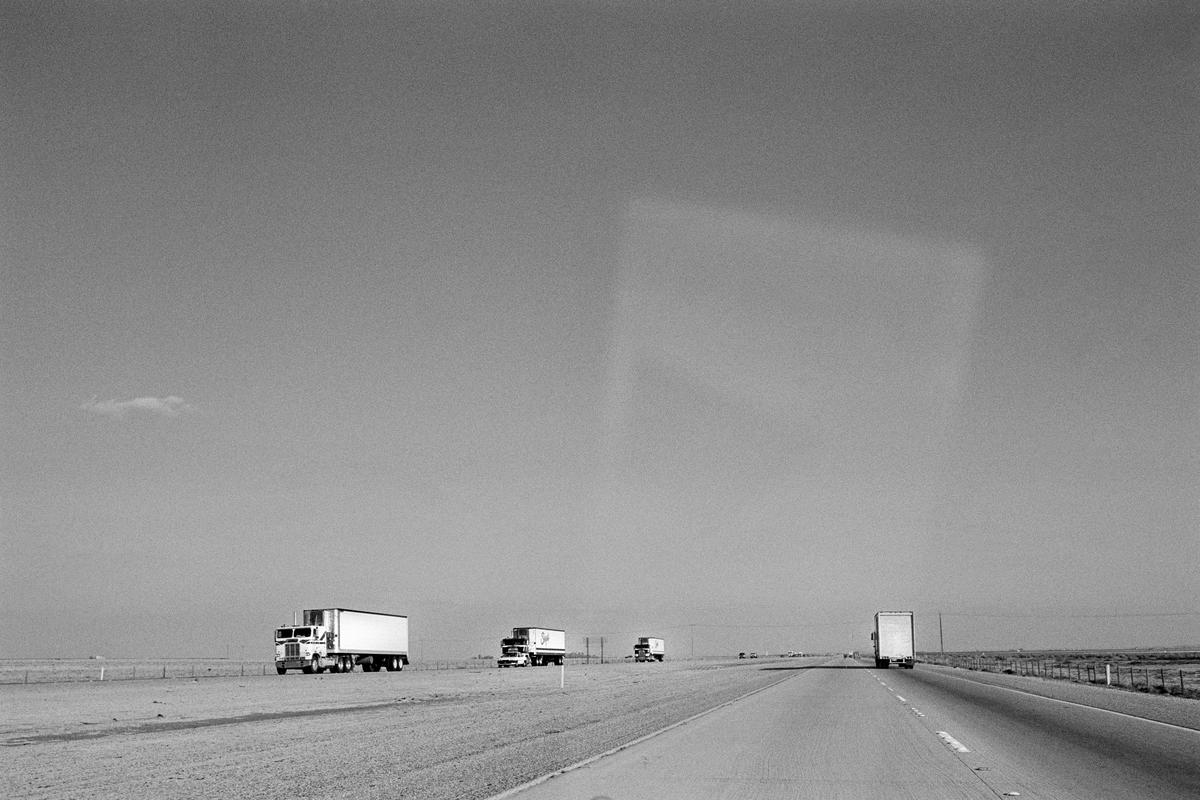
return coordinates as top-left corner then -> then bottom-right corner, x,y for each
749,652 -> 758,659
738,652 -> 746,659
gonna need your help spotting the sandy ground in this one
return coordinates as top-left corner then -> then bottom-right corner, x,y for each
3,659 -> 791,799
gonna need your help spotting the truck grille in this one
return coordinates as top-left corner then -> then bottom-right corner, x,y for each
285,643 -> 300,659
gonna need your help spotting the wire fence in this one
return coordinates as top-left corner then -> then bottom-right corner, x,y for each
0,655 -> 649,685
919,651 -> 1200,699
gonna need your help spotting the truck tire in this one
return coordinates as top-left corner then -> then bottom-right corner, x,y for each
276,666 -> 287,675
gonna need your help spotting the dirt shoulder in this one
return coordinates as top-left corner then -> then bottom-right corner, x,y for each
4,659 -> 793,800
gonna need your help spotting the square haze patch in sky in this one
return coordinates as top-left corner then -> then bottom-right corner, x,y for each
604,199 -> 985,488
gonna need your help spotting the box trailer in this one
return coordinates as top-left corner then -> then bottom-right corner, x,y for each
871,611 -> 915,669
274,608 -> 409,674
634,636 -> 665,662
498,626 -> 566,667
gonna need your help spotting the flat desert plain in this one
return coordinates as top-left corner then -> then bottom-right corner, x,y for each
3,659 -> 791,799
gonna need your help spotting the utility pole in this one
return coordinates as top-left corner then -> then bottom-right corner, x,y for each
690,624 -> 695,660
600,636 -> 604,664
585,637 -> 590,665
939,612 -> 944,653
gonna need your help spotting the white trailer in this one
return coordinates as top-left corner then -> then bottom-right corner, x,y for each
871,611 -> 915,669
498,626 -> 566,667
634,636 -> 665,662
274,608 -> 409,674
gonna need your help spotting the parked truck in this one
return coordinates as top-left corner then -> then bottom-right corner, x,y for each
871,611 -> 915,669
634,636 -> 665,662
497,627 -> 566,667
274,608 -> 409,674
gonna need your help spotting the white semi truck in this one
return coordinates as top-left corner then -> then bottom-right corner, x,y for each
497,627 -> 566,667
275,608 -> 409,674
634,636 -> 665,662
871,610 -> 915,669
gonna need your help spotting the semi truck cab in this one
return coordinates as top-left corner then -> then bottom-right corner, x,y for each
275,625 -> 329,673
498,636 -> 532,667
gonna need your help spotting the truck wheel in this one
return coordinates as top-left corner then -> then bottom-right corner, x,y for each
342,657 -> 354,672
311,655 -> 323,674
276,666 -> 287,675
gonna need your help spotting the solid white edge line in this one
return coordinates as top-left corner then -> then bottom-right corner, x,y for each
481,671 -> 797,800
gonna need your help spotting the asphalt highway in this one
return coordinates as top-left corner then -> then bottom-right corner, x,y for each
499,660 -> 1200,799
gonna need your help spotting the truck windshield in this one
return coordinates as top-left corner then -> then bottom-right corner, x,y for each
277,623 -> 314,638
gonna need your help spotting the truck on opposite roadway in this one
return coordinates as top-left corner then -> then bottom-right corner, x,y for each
634,636 -> 665,662
871,610 -> 915,669
497,627 -> 566,667
275,608 -> 409,674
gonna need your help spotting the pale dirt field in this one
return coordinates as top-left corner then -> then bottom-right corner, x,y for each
3,658 -> 793,800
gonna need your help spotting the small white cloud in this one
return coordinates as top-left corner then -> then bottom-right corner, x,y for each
81,395 -> 195,419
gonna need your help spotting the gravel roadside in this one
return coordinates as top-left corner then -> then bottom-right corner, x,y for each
4,660 -> 794,800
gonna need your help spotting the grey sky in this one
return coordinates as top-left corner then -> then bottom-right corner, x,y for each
3,2 -> 1196,659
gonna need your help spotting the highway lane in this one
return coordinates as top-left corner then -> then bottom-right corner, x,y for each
498,660 -> 1200,799
882,665 -> 1200,799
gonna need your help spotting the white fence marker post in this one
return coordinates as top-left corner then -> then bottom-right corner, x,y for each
560,661 -> 565,689
1106,664 -> 1111,685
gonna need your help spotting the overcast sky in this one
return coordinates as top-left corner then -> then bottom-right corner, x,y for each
3,1 -> 1196,660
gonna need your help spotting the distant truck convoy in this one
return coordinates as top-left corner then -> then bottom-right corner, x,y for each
634,636 -> 665,662
275,608 -> 409,674
871,611 -> 915,669
497,627 -> 566,667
